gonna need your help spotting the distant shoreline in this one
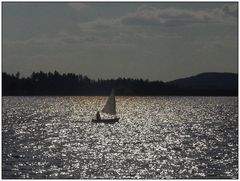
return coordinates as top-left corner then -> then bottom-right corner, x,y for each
3,71 -> 238,96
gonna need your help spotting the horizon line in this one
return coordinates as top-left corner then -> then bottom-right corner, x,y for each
2,70 -> 238,82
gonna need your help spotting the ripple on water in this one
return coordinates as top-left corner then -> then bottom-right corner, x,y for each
2,96 -> 238,179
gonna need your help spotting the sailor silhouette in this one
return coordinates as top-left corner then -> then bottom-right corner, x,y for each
96,111 -> 101,120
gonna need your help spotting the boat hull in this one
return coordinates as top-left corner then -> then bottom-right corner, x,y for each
92,118 -> 119,123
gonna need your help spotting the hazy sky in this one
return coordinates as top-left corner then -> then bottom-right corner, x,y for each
3,2 -> 238,81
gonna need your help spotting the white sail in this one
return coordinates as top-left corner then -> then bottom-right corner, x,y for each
102,89 -> 116,115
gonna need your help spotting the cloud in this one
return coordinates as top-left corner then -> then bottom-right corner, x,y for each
4,3 -> 237,49
77,18 -> 123,33
222,3 -> 238,17
121,4 -> 237,27
3,32 -> 98,47
68,3 -> 88,11
77,15 -> 183,42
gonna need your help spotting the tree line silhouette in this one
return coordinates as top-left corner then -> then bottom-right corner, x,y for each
2,71 -> 237,96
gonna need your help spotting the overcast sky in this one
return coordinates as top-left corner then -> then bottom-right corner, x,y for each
3,2 -> 238,81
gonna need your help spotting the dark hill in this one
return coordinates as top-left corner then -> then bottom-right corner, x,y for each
167,72 -> 238,89
165,72 -> 238,96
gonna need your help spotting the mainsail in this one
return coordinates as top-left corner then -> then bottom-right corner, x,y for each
102,89 -> 116,115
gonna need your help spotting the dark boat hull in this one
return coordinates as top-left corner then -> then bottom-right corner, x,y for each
92,118 -> 119,123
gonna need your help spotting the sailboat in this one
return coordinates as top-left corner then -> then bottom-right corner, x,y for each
92,89 -> 120,123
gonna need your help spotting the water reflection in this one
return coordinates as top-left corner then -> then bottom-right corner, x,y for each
2,96 -> 238,179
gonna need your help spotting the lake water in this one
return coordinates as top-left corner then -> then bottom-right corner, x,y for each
2,96 -> 238,179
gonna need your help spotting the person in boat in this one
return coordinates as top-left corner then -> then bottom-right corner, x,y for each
96,111 -> 101,120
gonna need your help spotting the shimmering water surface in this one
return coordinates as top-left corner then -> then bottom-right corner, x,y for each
2,96 -> 238,179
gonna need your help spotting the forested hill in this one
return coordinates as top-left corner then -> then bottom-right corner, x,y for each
167,72 -> 237,90
2,71 -> 238,96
